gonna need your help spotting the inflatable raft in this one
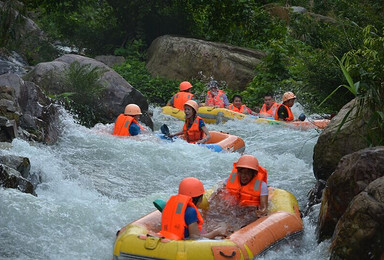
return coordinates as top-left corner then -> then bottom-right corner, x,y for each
162,106 -> 329,130
158,131 -> 245,153
113,187 -> 303,260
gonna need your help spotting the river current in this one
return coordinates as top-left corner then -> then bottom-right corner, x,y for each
0,106 -> 330,259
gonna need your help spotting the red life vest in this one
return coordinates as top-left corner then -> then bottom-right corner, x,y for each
228,104 -> 248,114
160,194 -> 204,240
183,116 -> 204,143
113,114 -> 143,136
225,163 -> 267,206
173,92 -> 194,110
206,90 -> 225,108
259,102 -> 279,118
274,103 -> 294,121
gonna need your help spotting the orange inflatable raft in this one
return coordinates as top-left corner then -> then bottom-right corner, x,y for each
201,131 -> 245,153
113,187 -> 303,260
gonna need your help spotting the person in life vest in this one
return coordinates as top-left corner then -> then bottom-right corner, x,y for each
275,91 -> 296,121
259,93 -> 280,119
205,80 -> 229,108
167,81 -> 195,110
228,95 -> 257,115
169,100 -> 210,144
113,104 -> 144,136
225,154 -> 268,217
160,177 -> 228,240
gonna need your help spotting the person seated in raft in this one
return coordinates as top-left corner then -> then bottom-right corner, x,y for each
113,104 -> 143,136
160,177 -> 228,240
224,154 -> 268,217
259,93 -> 280,119
167,81 -> 195,110
205,80 -> 229,108
275,91 -> 296,122
169,100 -> 210,144
228,95 -> 257,115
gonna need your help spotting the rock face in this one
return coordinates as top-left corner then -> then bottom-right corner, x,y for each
0,155 -> 36,195
330,176 -> 384,260
317,146 -> 384,242
0,73 -> 60,144
25,54 -> 153,129
146,35 -> 265,90
313,99 -> 370,180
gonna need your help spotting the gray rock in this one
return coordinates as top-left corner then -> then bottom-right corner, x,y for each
25,54 -> 153,129
0,73 -> 60,144
0,163 -> 35,196
146,35 -> 265,90
317,146 -> 384,242
313,99 -> 370,180
95,55 -> 125,68
330,176 -> 384,260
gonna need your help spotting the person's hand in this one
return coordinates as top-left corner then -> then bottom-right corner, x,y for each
256,208 -> 268,218
214,222 -> 228,237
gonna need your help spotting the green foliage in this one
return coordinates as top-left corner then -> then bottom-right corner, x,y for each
52,61 -> 107,127
320,25 -> 384,146
0,0 -> 26,47
24,0 -> 121,55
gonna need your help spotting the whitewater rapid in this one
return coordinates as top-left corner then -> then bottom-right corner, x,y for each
0,106 -> 330,259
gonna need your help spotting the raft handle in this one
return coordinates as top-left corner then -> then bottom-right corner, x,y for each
219,251 -> 236,258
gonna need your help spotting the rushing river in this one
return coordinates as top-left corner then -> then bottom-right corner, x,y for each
0,106 -> 330,260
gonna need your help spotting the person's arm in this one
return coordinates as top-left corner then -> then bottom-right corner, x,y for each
188,222 -> 227,239
276,105 -> 288,121
256,181 -> 268,217
168,130 -> 183,138
196,125 -> 210,144
223,94 -> 229,108
166,96 -> 175,107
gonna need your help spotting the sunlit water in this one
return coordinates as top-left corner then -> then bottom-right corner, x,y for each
0,106 -> 330,259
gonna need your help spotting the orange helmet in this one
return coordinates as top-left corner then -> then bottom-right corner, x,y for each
179,81 -> 193,91
178,177 -> 205,197
236,155 -> 259,171
124,104 -> 142,115
282,92 -> 296,102
184,100 -> 199,113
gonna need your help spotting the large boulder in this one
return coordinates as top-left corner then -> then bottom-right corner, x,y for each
0,73 -> 60,144
317,146 -> 384,242
313,99 -> 370,180
146,35 -> 265,90
329,176 -> 384,260
25,54 -> 153,129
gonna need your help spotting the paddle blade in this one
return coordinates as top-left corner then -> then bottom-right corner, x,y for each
160,124 -> 170,136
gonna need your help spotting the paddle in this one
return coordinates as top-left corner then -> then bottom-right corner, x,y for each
160,124 -> 173,141
153,199 -> 166,212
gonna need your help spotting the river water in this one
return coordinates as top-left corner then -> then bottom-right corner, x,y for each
0,106 -> 330,260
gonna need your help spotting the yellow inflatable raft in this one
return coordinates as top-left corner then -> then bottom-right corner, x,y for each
113,187 -> 303,260
162,106 -> 329,130
162,106 -> 245,124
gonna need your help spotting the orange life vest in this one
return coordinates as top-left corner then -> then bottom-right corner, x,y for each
112,114 -> 143,136
274,103 -> 294,121
206,90 -> 226,108
183,116 -> 204,143
225,163 -> 267,206
259,102 -> 279,118
228,104 -> 248,114
160,194 -> 204,240
173,92 -> 194,110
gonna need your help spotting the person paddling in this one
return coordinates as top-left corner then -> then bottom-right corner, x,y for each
169,100 -> 210,144
228,95 -> 257,115
205,80 -> 229,108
